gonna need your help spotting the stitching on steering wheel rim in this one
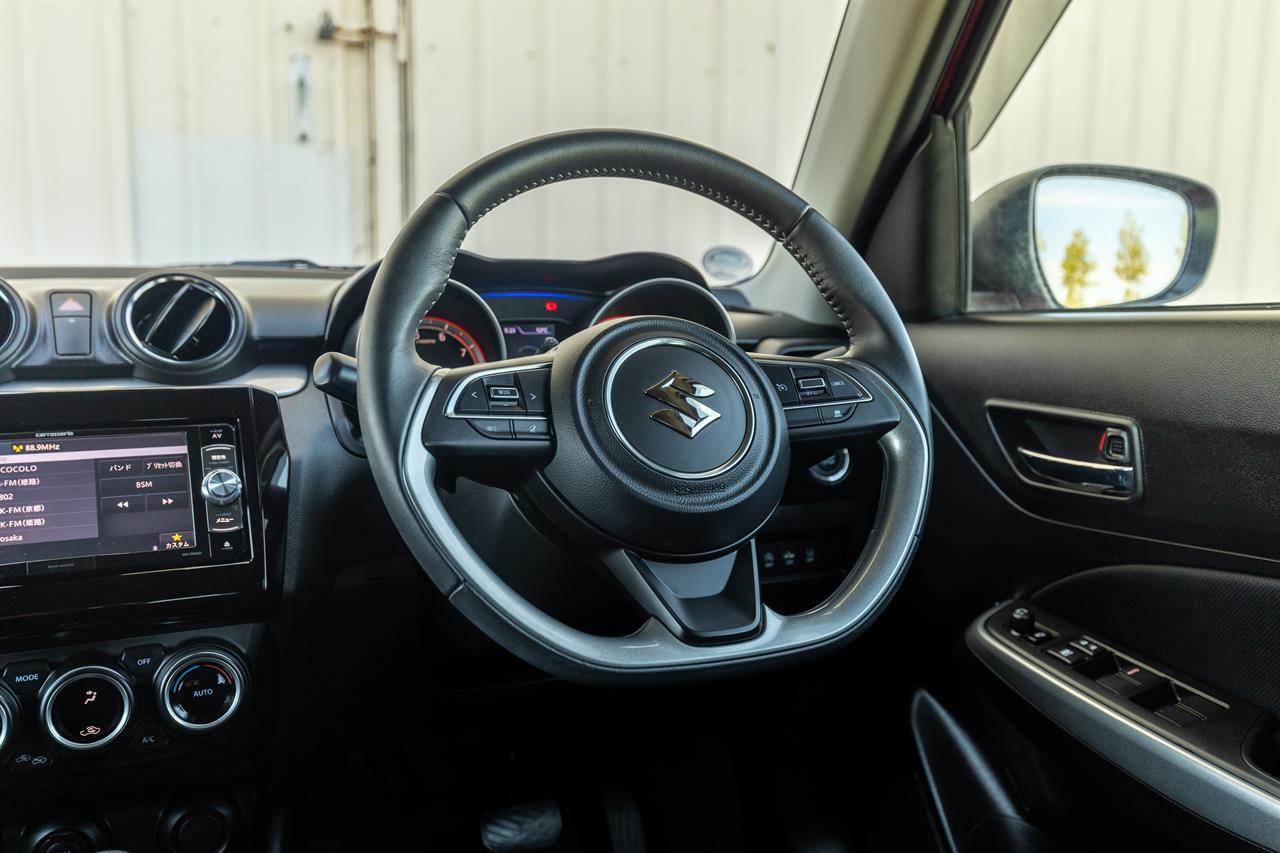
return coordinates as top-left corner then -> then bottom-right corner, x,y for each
435,166 -> 856,343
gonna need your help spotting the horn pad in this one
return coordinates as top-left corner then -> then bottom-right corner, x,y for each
539,317 -> 788,558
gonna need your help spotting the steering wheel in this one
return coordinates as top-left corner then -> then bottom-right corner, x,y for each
357,130 -> 931,684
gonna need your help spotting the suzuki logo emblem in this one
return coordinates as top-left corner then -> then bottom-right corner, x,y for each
645,370 -> 721,438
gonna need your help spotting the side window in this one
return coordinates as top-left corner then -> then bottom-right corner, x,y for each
967,0 -> 1279,311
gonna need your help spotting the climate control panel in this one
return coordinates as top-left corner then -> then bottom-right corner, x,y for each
0,625 -> 257,775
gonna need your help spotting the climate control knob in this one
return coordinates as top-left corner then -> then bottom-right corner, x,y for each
155,646 -> 249,732
0,684 -> 19,755
39,665 -> 133,751
200,469 -> 242,506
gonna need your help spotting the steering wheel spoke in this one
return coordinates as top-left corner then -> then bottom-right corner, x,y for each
599,542 -> 762,645
749,354 -> 901,450
420,353 -> 557,482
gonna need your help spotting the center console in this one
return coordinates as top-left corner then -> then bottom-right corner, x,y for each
0,387 -> 286,853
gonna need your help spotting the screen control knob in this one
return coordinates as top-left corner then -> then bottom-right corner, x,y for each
0,684 -> 19,755
200,469 -> 242,506
155,646 -> 249,732
39,665 -> 133,751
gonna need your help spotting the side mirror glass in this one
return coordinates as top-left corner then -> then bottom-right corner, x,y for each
972,166 -> 1217,310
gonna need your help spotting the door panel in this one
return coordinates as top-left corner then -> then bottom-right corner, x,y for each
902,308 -> 1280,849
909,310 -> 1280,562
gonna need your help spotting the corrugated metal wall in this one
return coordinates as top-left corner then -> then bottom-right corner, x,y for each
0,0 -> 844,271
411,0 -> 843,270
4,0 -> 1275,308
970,0 -> 1280,306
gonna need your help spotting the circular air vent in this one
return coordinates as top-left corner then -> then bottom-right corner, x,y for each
0,279 -> 28,366
118,273 -> 244,368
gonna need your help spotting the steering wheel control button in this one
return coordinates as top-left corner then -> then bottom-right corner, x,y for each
514,419 -> 551,440
3,659 -> 51,695
796,376 -> 829,400
785,408 -> 820,428
519,369 -> 550,414
488,385 -> 520,402
456,379 -> 490,414
470,419 -> 513,439
484,373 -> 525,410
819,403 -> 855,423
201,469 -> 242,506
156,647 -> 248,732
761,364 -> 798,404
829,370 -> 871,401
121,644 -> 166,679
40,665 -> 133,750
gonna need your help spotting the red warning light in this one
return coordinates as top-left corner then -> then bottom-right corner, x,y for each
544,300 -> 558,312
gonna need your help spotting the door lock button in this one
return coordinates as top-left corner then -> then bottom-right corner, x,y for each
1102,428 -> 1131,463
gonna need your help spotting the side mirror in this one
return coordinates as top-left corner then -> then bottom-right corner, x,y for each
971,165 -> 1217,310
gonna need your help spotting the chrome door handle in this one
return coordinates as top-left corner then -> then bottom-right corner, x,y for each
1015,447 -> 1134,497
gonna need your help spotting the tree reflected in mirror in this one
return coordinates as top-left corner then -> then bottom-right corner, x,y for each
1034,176 -> 1190,308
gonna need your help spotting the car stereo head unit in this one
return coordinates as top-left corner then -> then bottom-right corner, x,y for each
0,423 -> 251,580
0,387 -> 282,638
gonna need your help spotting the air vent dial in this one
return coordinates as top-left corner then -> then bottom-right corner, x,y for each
0,279 -> 29,365
118,273 -> 243,368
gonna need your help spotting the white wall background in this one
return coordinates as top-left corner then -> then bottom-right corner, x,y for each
971,0 -> 1280,306
0,0 -> 845,274
1,0 -> 371,266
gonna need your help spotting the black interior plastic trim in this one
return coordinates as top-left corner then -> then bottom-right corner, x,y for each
911,688 -> 1060,853
911,310 -> 1280,563
967,602 -> 1280,849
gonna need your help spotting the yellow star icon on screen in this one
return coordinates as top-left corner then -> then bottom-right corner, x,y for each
171,533 -> 184,542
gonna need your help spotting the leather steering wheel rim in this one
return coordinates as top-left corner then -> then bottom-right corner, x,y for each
357,130 -> 932,685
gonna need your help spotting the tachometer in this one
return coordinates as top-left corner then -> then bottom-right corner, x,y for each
415,316 -> 488,366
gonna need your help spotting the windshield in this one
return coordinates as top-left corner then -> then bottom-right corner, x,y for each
0,0 -> 846,280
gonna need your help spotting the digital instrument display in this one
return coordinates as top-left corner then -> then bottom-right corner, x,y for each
0,430 -> 199,566
501,321 -> 560,357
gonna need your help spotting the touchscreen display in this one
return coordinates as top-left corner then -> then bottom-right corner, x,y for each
0,430 -> 198,566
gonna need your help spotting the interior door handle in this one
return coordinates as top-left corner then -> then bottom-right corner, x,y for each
1015,447 -> 1134,497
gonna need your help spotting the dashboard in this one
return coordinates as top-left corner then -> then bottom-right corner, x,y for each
0,251 -> 854,851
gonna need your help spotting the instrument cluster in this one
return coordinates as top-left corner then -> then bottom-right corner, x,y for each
412,276 -> 734,366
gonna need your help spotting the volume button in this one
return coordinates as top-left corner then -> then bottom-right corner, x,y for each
201,470 -> 242,506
